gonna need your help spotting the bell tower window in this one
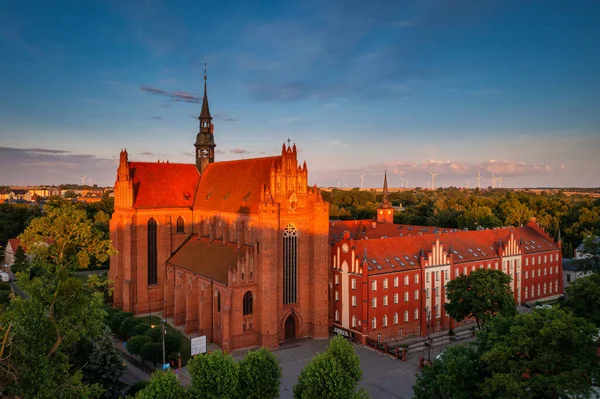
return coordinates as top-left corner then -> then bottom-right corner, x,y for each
283,224 -> 298,304
147,218 -> 158,285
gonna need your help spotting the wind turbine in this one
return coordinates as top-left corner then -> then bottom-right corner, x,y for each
80,176 -> 86,186
476,171 -> 483,189
498,175 -> 503,188
466,180 -> 469,189
359,174 -> 365,189
88,177 -> 94,187
491,172 -> 497,189
429,171 -> 438,190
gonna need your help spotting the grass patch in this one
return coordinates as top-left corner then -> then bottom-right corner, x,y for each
135,315 -> 192,366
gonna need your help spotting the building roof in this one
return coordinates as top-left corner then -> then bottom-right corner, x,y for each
7,238 -> 22,253
576,236 -> 600,252
350,226 -> 559,275
129,162 -> 200,208
562,258 -> 578,272
329,220 -> 442,242
194,156 -> 279,214
167,237 -> 238,284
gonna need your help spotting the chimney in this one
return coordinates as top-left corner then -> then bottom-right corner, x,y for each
371,221 -> 377,230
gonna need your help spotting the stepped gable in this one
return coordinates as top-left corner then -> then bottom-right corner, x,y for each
129,162 -> 200,208
353,225 -> 559,275
167,236 -> 238,284
194,156 -> 280,214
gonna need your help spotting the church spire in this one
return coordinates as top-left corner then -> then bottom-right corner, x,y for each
195,63 -> 216,174
198,63 -> 212,131
382,170 -> 390,206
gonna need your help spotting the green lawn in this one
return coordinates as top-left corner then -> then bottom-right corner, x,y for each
135,315 -> 192,366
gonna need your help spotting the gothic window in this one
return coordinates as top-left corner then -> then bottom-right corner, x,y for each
147,218 -> 158,285
243,291 -> 253,315
217,290 -> 221,313
283,224 -> 298,304
176,216 -> 185,233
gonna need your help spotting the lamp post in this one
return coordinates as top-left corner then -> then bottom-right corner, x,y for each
161,319 -> 166,368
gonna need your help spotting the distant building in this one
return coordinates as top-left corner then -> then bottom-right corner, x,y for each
4,238 -> 23,266
330,175 -> 562,345
575,236 -> 600,259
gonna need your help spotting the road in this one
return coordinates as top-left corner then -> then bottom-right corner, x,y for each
120,357 -> 152,386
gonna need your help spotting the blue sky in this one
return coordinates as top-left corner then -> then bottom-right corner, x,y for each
0,0 -> 599,188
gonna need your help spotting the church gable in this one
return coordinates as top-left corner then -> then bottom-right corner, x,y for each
194,156 -> 280,214
129,162 -> 200,208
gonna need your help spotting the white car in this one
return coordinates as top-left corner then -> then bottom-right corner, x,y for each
0,272 -> 9,283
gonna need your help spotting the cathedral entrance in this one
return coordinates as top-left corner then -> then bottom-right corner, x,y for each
285,315 -> 296,340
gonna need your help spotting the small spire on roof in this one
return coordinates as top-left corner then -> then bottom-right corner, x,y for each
382,170 -> 390,206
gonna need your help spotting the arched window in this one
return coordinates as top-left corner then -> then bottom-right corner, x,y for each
147,218 -> 157,285
283,224 -> 298,304
217,290 -> 221,313
176,216 -> 185,233
243,291 -> 253,315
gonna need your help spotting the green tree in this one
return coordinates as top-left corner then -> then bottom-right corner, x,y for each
561,273 -> 600,326
444,269 -> 516,330
293,335 -> 369,399
237,348 -> 282,399
136,370 -> 188,399
126,334 -> 151,357
0,203 -> 115,397
413,345 -> 481,399
63,190 -> 79,199
19,204 -> 115,272
188,350 -> 238,399
413,309 -> 600,399
10,245 -> 27,274
477,309 -> 600,399
84,327 -> 126,399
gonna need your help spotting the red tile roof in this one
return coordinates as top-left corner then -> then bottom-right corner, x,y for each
350,226 -> 559,275
329,220 -> 441,242
129,162 -> 199,209
7,238 -> 22,253
167,236 -> 240,284
194,156 -> 280,214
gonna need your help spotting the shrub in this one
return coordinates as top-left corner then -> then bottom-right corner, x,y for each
131,323 -> 151,337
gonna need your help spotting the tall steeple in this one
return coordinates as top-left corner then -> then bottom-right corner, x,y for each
382,170 -> 390,206
195,63 -> 216,174
376,170 -> 394,224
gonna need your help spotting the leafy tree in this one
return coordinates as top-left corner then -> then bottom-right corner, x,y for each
237,348 -> 282,399
19,203 -> 115,272
10,245 -> 28,274
413,345 -> 481,399
413,308 -> 600,399
131,323 -> 151,337
136,370 -> 188,399
63,190 -> 79,199
0,202 -> 115,397
561,273 -> 600,326
120,316 -> 141,340
108,309 -> 133,333
126,334 -> 151,357
84,327 -> 126,399
188,350 -> 238,399
477,309 -> 600,399
445,268 -> 516,330
140,342 -> 163,368
574,236 -> 600,273
293,335 -> 369,399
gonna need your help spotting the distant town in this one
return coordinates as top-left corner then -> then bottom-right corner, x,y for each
0,185 -> 112,204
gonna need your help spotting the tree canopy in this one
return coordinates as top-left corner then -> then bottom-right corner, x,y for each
237,348 -> 282,399
561,272 -> 600,327
187,350 -> 238,398
444,268 -> 516,330
135,370 -> 188,399
293,335 -> 369,399
413,308 -> 600,399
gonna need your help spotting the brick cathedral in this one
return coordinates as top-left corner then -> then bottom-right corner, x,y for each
109,75 -> 329,352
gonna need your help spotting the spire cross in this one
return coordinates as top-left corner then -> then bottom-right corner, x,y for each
204,63 -> 207,80
287,138 -> 291,146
